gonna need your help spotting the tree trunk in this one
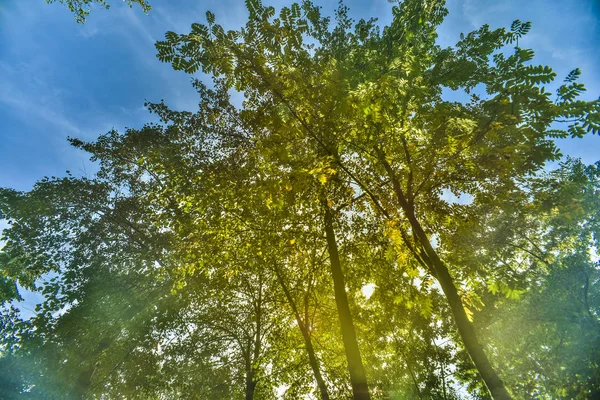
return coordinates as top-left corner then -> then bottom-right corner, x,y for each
274,265 -> 330,400
378,152 -> 512,400
245,368 -> 257,400
423,241 -> 512,400
245,280 -> 263,400
323,200 -> 371,400
301,328 -> 331,400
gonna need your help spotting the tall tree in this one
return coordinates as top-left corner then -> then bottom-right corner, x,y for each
2,1 -> 599,399
155,0 -> 598,398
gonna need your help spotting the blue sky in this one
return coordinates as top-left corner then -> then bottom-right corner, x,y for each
0,0 -> 599,194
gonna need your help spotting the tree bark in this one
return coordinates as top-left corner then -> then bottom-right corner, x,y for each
245,367 -> 257,400
301,328 -> 331,400
378,150 -> 512,400
322,200 -> 371,400
245,280 -> 263,400
273,264 -> 330,400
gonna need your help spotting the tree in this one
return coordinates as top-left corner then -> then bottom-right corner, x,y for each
154,0 -> 598,398
2,0 -> 599,399
0,81 -> 345,399
46,0 -> 151,23
481,159 -> 600,399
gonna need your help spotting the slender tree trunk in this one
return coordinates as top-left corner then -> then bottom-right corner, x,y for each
378,151 -> 512,400
273,265 -> 330,400
424,244 -> 512,400
301,328 -> 331,400
245,281 -> 263,400
322,200 -> 371,400
245,367 -> 257,400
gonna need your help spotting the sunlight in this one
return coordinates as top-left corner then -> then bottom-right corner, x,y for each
361,283 -> 376,299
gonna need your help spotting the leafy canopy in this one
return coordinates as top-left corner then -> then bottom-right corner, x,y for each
1,0 -> 599,399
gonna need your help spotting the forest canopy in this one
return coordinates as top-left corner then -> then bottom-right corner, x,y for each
1,0 -> 599,399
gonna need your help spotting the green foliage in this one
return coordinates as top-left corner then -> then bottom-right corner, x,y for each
2,1 -> 600,399
482,160 -> 600,399
46,0 -> 151,23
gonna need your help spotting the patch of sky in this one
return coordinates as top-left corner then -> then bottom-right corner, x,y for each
361,282 -> 376,299
441,188 -> 473,205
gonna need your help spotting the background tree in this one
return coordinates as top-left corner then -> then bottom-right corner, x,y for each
482,160 -> 600,399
